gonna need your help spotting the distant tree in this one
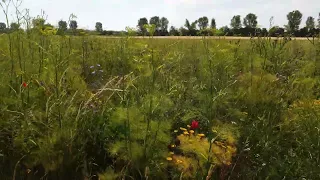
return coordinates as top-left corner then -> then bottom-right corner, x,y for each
285,10 -> 302,33
169,26 -> 179,36
0,22 -> 6,32
95,22 -> 103,33
317,13 -> 320,29
179,27 -> 189,36
10,22 -> 20,31
210,18 -> 216,29
184,19 -> 198,36
58,20 -> 67,31
69,20 -> 78,30
149,16 -> 161,30
231,15 -> 242,29
243,13 -> 258,28
32,18 -> 45,29
137,17 -> 148,35
220,26 -> 230,35
306,16 -> 315,31
261,28 -> 268,36
198,16 -> 209,30
269,26 -> 285,37
160,17 -> 169,35
297,27 -> 309,37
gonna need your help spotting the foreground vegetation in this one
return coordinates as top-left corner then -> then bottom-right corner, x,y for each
0,21 -> 320,179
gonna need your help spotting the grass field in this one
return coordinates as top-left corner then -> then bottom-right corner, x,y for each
1,31 -> 320,179
99,35 -> 313,40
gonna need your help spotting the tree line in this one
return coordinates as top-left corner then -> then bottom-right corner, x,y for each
0,10 -> 319,37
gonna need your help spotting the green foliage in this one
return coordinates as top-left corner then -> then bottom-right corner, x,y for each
243,13 -> 258,28
306,16 -> 315,30
69,20 -> 78,30
231,15 -> 242,29
95,22 -> 103,33
210,18 -> 216,29
138,17 -> 148,35
0,25 -> 319,180
198,16 -> 209,30
149,16 -> 161,31
286,10 -> 303,32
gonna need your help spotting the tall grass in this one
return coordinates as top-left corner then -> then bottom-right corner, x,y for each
0,9 -> 320,179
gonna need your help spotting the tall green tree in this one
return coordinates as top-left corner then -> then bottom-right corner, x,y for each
231,15 -> 242,29
149,16 -> 161,30
243,13 -> 258,28
286,10 -> 302,32
95,22 -> 103,32
306,16 -> 315,30
137,17 -> 148,35
160,17 -> 169,34
210,18 -> 216,29
198,16 -> 209,30
69,20 -> 78,30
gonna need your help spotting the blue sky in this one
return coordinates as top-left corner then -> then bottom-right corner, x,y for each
0,0 -> 319,30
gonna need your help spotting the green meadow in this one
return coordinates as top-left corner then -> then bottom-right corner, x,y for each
1,28 -> 320,179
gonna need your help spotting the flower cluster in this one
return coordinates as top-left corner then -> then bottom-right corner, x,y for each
166,120 -> 237,178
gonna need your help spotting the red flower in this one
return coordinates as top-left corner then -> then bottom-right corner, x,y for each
22,82 -> 28,88
191,120 -> 199,129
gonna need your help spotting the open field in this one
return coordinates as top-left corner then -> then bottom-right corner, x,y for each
1,33 -> 320,179
101,36 -> 313,40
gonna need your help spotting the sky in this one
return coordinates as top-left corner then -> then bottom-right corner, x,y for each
0,0 -> 319,30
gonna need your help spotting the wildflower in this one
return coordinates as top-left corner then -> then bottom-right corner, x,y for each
166,157 -> 173,161
176,160 -> 183,164
187,125 -> 191,128
22,82 -> 28,88
96,64 -> 101,67
180,127 -> 187,131
183,131 -> 189,135
92,71 -> 96,74
212,129 -> 218,133
174,130 -> 178,133
197,134 -> 205,137
191,120 -> 199,129
90,66 -> 94,69
171,144 -> 176,148
189,130 -> 194,134
169,152 -> 174,155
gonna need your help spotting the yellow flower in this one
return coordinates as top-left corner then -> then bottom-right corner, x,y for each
212,129 -> 218,133
169,152 -> 174,155
166,157 -> 173,161
180,127 -> 187,131
215,141 -> 226,149
183,131 -> 189,135
171,144 -> 176,148
197,134 -> 205,137
187,125 -> 191,128
176,160 -> 183,164
189,130 -> 194,134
